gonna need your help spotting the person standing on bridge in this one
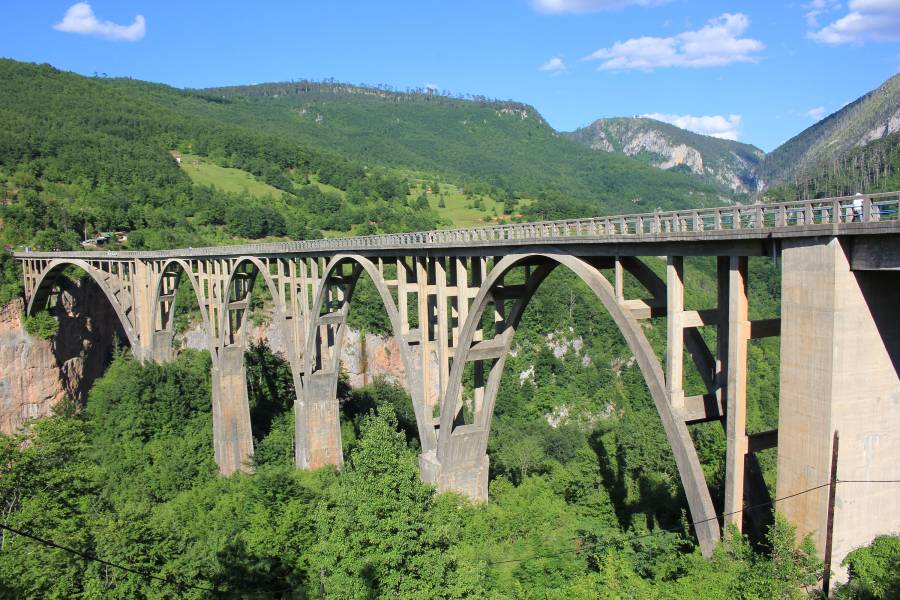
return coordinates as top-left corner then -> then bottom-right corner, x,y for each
852,193 -> 865,222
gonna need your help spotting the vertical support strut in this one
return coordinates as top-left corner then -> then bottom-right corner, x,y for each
614,256 -> 624,303
724,255 -> 749,530
666,256 -> 685,411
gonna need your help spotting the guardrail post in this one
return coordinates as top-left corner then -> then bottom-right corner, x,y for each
862,196 -> 871,222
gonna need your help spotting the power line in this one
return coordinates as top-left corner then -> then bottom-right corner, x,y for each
487,478 -> 900,566
0,522 -> 218,593
4,478 -> 897,583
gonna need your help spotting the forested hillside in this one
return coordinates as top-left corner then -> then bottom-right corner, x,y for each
0,59 -> 443,253
765,132 -> 900,201
199,81 -> 725,215
759,73 -> 900,187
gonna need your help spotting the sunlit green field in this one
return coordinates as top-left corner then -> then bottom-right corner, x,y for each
175,154 -> 528,230
175,153 -> 284,198
406,179 -> 532,228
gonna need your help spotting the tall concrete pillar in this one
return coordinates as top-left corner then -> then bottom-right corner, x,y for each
131,259 -> 156,363
211,346 -> 254,475
295,371 -> 344,470
777,236 -> 900,584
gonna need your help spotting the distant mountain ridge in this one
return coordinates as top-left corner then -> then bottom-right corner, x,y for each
565,73 -> 900,197
565,117 -> 764,194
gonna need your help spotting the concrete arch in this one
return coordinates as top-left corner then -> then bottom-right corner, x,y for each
218,257 -> 291,353
149,258 -> 215,359
436,252 -> 720,555
304,254 -> 433,451
26,258 -> 140,350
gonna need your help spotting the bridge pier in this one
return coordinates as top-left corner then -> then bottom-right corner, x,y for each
150,330 -> 175,363
777,236 -> 900,585
419,450 -> 489,502
211,346 -> 254,475
295,371 -> 344,470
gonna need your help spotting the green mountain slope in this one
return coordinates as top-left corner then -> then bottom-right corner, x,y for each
765,131 -> 900,201
565,117 -> 764,195
0,59 -> 454,250
198,81 -> 724,214
760,73 -> 900,187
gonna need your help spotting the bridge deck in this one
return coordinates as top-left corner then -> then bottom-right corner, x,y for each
14,192 -> 900,260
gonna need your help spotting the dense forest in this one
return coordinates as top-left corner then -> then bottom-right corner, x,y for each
1,58 -> 898,598
764,132 -> 900,202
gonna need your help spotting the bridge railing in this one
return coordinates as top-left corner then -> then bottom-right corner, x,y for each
14,191 -> 899,259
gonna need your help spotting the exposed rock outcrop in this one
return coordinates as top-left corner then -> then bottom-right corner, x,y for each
566,117 -> 764,194
0,280 -> 124,434
180,321 -> 410,388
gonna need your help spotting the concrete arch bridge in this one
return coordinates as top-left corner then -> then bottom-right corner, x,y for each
15,193 -> 900,565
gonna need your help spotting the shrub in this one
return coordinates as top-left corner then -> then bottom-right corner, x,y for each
24,311 -> 59,339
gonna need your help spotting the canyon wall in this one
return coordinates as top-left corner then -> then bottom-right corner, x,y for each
0,281 -> 124,434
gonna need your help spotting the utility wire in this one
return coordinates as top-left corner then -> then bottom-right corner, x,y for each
0,522 -> 218,593
487,478 -> 900,566
4,479 -> 897,582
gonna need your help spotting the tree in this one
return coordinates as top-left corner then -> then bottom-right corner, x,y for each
310,411 -> 478,599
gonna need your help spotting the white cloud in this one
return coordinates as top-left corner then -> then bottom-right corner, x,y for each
804,0 -> 840,28
53,3 -> 145,42
809,0 -> 900,45
539,56 -> 567,72
585,13 -> 764,71
532,0 -> 669,14
642,112 -> 743,140
804,106 -> 827,120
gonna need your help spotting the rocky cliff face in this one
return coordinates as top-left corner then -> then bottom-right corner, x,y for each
181,321 -> 411,389
0,280 -> 124,435
566,117 -> 764,194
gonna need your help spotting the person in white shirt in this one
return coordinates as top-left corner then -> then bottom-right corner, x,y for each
852,193 -> 865,222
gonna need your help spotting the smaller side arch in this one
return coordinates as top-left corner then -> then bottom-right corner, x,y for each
297,254 -> 432,470
148,258 -> 215,363
26,258 -> 140,351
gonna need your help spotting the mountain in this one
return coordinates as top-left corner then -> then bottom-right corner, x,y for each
760,73 -> 900,187
0,59 -> 728,255
564,117 -> 764,195
197,81 -> 724,214
764,131 -> 900,201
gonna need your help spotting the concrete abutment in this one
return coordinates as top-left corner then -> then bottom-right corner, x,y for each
777,236 -> 900,585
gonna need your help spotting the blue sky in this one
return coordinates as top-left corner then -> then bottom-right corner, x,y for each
1,1 -> 897,151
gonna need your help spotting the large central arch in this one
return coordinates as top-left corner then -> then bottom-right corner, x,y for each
434,251 -> 720,555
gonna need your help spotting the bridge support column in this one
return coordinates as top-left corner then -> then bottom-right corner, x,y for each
419,450 -> 489,503
777,237 -> 900,585
211,346 -> 254,475
132,259 -> 156,363
295,371 -> 344,470
151,331 -> 175,363
724,256 -> 750,531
